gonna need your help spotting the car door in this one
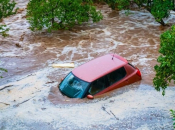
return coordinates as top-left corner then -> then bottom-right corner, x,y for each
95,66 -> 128,95
87,75 -> 109,95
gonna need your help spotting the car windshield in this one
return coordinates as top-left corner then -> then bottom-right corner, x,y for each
59,72 -> 90,98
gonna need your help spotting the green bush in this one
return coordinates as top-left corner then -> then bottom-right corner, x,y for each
153,25 -> 175,96
27,0 -> 103,32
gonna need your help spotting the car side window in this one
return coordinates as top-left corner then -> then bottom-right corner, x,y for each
88,76 -> 108,95
88,67 -> 126,95
107,67 -> 126,86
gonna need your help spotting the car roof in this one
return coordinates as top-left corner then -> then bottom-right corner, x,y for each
72,54 -> 128,82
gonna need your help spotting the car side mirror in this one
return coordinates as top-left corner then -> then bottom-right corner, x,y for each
87,95 -> 94,99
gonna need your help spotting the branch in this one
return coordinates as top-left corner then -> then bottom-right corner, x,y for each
0,85 -> 13,91
0,102 -> 10,105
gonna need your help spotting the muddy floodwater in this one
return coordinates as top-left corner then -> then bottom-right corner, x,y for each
1,0 -> 175,129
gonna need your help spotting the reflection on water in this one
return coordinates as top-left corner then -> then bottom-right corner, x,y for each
0,0 -> 175,129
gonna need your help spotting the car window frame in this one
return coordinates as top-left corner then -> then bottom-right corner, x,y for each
128,63 -> 136,69
59,72 -> 91,98
87,75 -> 109,95
87,66 -> 127,96
107,66 -> 127,86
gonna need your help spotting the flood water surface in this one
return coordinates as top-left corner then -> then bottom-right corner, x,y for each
0,0 -> 175,129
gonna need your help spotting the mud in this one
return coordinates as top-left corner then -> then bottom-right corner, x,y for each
0,0 -> 175,129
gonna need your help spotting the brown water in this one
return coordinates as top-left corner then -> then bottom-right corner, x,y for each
0,0 -> 175,129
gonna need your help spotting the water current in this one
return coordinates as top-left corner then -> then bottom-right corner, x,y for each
0,0 -> 175,129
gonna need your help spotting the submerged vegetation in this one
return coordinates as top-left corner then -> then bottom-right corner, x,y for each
94,0 -> 175,26
0,0 -> 17,18
0,0 -> 18,37
0,0 -> 16,77
170,109 -> 175,128
0,25 -> 9,37
0,67 -> 7,78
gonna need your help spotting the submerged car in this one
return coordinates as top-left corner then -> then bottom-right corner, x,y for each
58,54 -> 142,99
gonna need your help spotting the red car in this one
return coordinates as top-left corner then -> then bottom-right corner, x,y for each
59,54 -> 142,99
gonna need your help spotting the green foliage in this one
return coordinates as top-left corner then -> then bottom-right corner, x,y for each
133,0 -> 147,7
170,109 -> 175,129
0,0 -> 18,37
153,25 -> 175,96
0,25 -> 9,37
0,0 -> 18,20
27,0 -> 103,31
99,0 -> 175,26
102,0 -> 147,10
150,0 -> 174,25
103,0 -> 130,10
0,67 -> 7,78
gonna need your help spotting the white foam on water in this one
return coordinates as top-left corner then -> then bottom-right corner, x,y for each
1,75 -> 175,129
1,1 -> 175,129
103,28 -> 111,36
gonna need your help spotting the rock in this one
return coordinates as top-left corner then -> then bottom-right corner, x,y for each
17,8 -> 25,13
15,43 -> 21,48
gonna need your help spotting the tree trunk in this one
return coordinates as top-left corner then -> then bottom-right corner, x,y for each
50,0 -> 54,26
173,0 -> 175,11
157,19 -> 166,26
52,18 -> 54,25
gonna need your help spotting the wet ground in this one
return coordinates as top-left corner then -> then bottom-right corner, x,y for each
0,0 -> 175,129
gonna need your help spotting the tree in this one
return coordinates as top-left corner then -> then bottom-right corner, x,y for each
0,0 -> 18,37
152,25 -> 175,128
153,25 -> 175,96
27,0 -> 103,31
150,0 -> 174,26
97,0 -> 175,26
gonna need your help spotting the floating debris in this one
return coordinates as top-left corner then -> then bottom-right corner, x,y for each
52,63 -> 75,68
